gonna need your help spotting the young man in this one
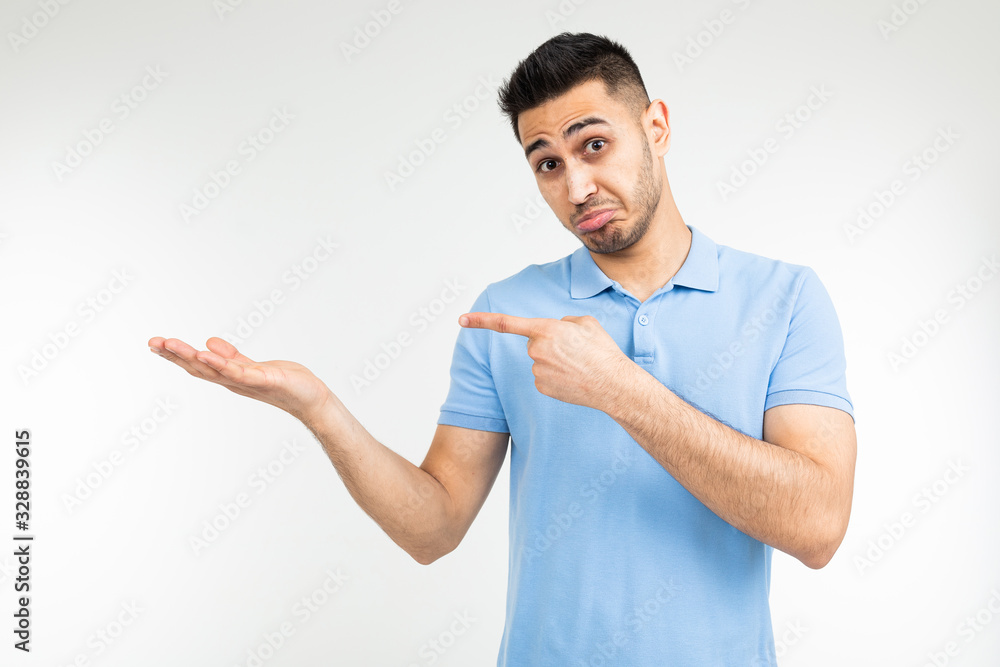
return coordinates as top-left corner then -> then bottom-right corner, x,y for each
149,32 -> 856,666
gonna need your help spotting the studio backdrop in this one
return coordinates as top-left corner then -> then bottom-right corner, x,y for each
1,0 -> 998,665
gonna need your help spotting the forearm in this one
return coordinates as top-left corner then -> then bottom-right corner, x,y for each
604,364 -> 841,567
299,390 -> 455,564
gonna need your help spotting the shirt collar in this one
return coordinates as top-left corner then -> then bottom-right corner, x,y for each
569,224 -> 719,299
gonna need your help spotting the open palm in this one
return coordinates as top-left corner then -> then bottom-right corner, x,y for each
147,335 -> 332,422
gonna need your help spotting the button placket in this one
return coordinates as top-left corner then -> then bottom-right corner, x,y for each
633,286 -> 670,363
634,306 -> 654,361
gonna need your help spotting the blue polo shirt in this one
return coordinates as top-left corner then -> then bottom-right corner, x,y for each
437,224 -> 853,666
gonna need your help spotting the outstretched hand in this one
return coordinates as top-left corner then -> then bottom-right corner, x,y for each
147,336 -> 332,423
458,312 -> 634,412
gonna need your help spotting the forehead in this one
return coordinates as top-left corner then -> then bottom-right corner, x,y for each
518,78 -> 631,156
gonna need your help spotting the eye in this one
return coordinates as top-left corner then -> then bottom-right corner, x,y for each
535,139 -> 608,174
537,159 -> 558,174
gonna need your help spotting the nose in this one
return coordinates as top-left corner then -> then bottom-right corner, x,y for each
564,159 -> 597,206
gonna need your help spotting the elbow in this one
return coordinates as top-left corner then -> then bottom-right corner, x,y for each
402,493 -> 468,565
798,517 -> 849,570
799,545 -> 835,570
412,553 -> 438,566
407,536 -> 460,566
411,549 -> 444,566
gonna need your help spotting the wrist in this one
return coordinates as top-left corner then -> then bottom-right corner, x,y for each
294,386 -> 339,430
599,355 -> 643,418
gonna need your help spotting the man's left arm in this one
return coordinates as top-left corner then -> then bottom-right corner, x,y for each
458,268 -> 857,569
604,264 -> 858,569
601,367 -> 856,569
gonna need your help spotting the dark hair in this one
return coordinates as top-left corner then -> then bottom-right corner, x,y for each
497,32 -> 651,144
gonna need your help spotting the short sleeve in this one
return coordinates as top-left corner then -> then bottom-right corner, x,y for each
764,267 -> 854,421
437,287 -> 510,433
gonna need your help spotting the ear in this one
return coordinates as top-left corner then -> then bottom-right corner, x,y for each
644,99 -> 671,157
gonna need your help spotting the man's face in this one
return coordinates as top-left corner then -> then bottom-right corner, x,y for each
518,78 -> 663,254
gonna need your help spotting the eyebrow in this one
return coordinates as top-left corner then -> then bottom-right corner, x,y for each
523,116 -> 611,161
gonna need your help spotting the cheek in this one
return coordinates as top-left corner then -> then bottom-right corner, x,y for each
538,177 -> 562,198
537,184 -> 564,213
598,157 -> 632,188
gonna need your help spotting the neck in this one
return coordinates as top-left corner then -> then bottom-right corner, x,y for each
588,182 -> 691,303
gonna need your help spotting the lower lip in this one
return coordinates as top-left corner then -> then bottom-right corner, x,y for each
576,210 -> 615,232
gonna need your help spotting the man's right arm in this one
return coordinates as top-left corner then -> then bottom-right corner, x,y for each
148,335 -> 509,565
301,389 -> 509,564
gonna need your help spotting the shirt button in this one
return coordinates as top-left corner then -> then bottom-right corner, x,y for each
638,315 -> 649,326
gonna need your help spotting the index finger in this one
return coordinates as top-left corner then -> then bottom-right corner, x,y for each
458,312 -> 549,337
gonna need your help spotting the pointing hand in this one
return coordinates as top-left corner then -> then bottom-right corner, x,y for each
458,312 -> 633,412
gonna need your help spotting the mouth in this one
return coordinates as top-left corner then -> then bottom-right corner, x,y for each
575,208 -> 616,233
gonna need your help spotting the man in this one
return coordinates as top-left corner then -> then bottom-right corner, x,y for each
149,32 -> 856,666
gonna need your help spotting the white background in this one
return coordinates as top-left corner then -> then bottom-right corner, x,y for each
2,0 -> 998,665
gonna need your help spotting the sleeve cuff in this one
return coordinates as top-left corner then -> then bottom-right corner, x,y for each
764,389 -> 854,422
437,410 -> 509,433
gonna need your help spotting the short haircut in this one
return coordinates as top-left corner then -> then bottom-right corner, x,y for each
498,32 -> 651,145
